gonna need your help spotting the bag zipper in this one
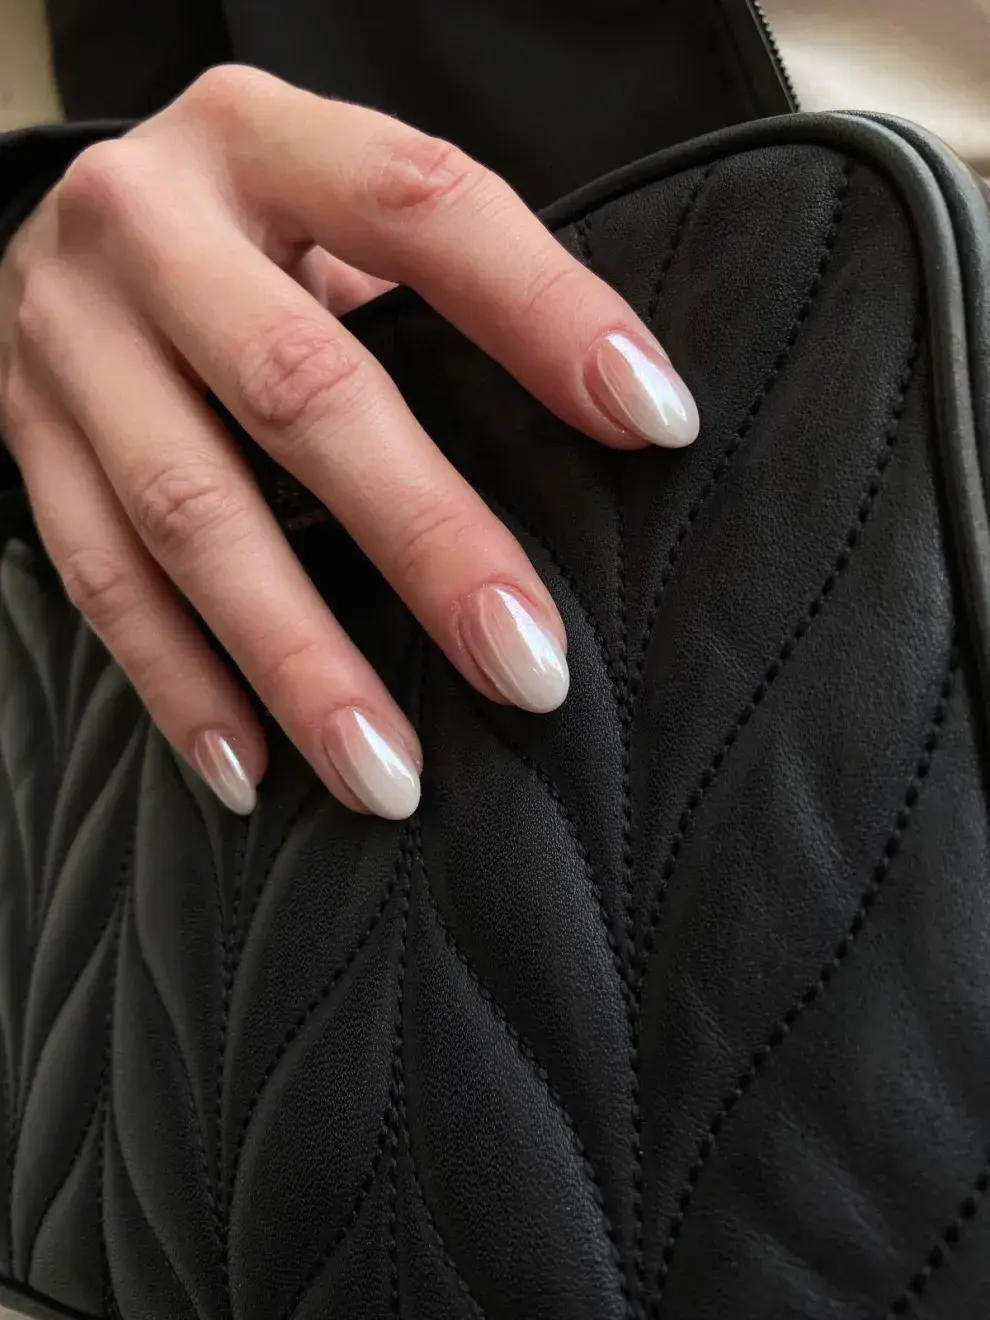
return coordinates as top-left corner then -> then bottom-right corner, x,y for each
743,0 -> 801,111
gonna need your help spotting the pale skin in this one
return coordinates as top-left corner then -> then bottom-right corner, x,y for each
0,64 -> 698,820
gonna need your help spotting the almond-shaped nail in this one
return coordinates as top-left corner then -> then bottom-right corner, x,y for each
587,331 -> 699,447
460,586 -> 569,713
322,708 -> 420,820
193,729 -> 257,815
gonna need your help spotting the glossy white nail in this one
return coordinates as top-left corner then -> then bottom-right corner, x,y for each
322,709 -> 421,820
193,730 -> 257,815
589,331 -> 700,447
460,586 -> 569,713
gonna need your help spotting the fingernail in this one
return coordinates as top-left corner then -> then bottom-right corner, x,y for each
193,729 -> 257,815
322,708 -> 421,820
587,331 -> 699,447
459,586 -> 569,713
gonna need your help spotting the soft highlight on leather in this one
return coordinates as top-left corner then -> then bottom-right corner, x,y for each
1,115 -> 989,1320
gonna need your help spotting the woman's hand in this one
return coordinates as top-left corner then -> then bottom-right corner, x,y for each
0,65 -> 698,820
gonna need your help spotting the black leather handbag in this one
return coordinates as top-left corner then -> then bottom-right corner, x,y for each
1,111 -> 989,1320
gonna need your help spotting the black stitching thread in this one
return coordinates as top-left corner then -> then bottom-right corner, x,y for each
469,701 -> 625,990
403,1108 -> 488,1314
224,841 -> 406,1220
229,784 -> 320,971
278,1116 -> 391,1320
417,836 -> 627,1301
95,862 -> 130,1320
614,479 -> 645,1315
215,818 -> 249,1320
95,840 -> 133,1320
632,159 -> 854,696
13,749 -> 141,1137
387,836 -> 414,1318
24,891 -> 127,1282
646,164 -> 716,326
0,1042 -> 10,1275
105,1099 -> 200,1320
575,217 -> 594,268
887,1147 -> 990,1317
167,768 -> 234,1292
650,644 -> 958,1313
12,822 -> 135,1247
131,885 -> 225,1281
637,314 -> 922,975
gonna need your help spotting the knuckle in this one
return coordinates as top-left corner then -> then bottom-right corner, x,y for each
253,632 -> 324,704
60,549 -> 135,628
233,314 -> 365,439
131,461 -> 242,557
57,140 -> 145,224
392,497 -> 475,582
370,132 -> 484,218
514,256 -> 587,325
183,63 -> 268,124
0,358 -> 32,433
14,266 -> 63,349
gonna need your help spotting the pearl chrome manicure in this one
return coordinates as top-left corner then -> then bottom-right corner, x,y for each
460,586 -> 569,713
193,730 -> 257,815
588,331 -> 700,447
322,708 -> 421,820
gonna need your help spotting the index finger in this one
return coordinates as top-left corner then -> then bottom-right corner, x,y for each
166,66 -> 699,451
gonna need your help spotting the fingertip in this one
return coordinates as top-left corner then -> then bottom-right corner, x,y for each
584,329 -> 700,449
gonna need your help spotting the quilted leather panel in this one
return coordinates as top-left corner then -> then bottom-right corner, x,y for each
1,129 -> 989,1320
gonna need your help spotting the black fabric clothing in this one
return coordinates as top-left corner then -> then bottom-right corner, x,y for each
0,0 -> 791,496
41,0 -> 792,208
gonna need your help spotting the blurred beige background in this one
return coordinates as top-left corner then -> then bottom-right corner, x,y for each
0,0 -> 62,130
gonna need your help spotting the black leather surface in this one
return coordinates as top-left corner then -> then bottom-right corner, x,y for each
1,115 -> 989,1319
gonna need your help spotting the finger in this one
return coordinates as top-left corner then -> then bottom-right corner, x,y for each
6,369 -> 267,814
23,287 -> 423,818
96,201 -> 570,716
285,244 -> 395,316
174,69 -> 699,449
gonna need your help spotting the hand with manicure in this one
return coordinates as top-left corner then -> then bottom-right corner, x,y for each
0,65 -> 698,820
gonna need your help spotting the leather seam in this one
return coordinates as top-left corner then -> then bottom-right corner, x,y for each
632,158 -> 855,699
131,891 -> 223,1285
636,312 -> 923,974
614,462 -> 642,1314
13,844 -> 131,1196
403,1092 -> 486,1320
165,769 -> 230,1279
646,164 -> 717,327
279,1108 -> 392,1320
470,700 -> 625,986
216,818 -> 248,1320
886,1145 -> 990,1317
224,840 -> 406,1220
105,1090 -> 204,1320
228,784 -> 321,973
400,838 -> 487,1319
0,550 -> 63,785
386,835 -> 414,1317
417,834 -> 627,1307
0,623 -> 34,959
96,856 -> 132,1320
650,640 -> 960,1313
0,1017 -> 10,1276
22,896 -> 123,1282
